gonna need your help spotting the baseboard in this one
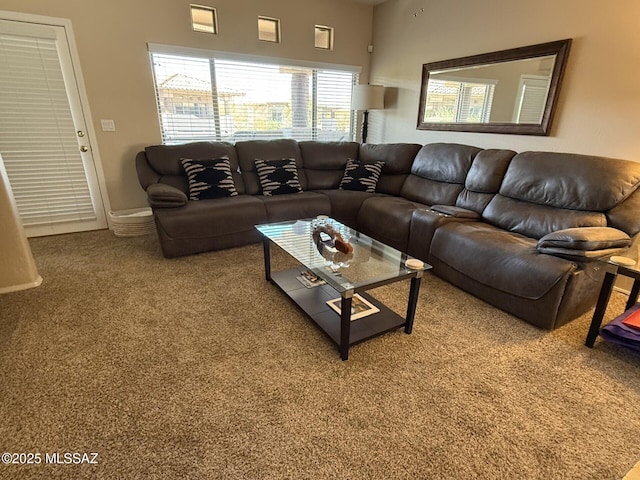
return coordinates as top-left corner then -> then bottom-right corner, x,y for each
0,276 -> 43,294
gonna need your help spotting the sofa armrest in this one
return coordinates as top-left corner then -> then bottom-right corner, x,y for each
536,227 -> 631,259
430,205 -> 481,219
146,183 -> 187,208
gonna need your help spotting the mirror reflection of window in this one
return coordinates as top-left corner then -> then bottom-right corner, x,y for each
424,78 -> 496,123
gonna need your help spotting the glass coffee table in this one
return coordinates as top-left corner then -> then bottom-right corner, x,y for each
256,218 -> 431,360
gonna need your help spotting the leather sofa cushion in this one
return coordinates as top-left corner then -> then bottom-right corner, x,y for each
259,191 -> 330,223
400,143 -> 482,206
451,149 -> 515,214
465,149 -> 516,193
431,222 -> 576,300
144,141 -> 244,195
483,195 -> 607,239
455,190 -> 496,214
299,141 -> 359,190
319,189 -> 377,226
357,196 -> 425,250
607,187 -> 640,236
500,152 -> 640,211
410,143 -> 482,183
401,176 -> 463,206
154,195 -> 266,240
147,183 -> 187,207
236,139 -> 304,194
359,143 -> 421,195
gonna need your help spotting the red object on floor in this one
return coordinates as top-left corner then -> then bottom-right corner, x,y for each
622,307 -> 640,330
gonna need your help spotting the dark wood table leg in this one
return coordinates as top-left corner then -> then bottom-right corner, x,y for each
339,294 -> 353,361
262,237 -> 271,282
586,271 -> 617,347
625,279 -> 640,310
405,275 -> 422,334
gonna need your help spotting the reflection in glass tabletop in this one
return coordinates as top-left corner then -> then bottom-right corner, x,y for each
256,218 -> 430,294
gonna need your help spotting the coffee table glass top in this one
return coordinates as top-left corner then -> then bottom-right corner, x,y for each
256,218 -> 431,293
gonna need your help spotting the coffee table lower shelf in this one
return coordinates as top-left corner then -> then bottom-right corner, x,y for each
270,268 -> 408,353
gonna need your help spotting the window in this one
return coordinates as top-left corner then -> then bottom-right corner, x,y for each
423,77 -> 496,123
258,16 -> 280,43
315,25 -> 333,50
190,5 -> 217,34
149,48 -> 358,144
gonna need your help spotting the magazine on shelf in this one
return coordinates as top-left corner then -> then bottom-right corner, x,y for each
327,294 -> 380,321
296,269 -> 326,288
622,307 -> 640,330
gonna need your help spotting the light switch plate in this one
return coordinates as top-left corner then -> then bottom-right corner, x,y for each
101,119 -> 116,131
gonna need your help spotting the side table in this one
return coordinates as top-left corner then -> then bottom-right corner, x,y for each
585,258 -> 640,347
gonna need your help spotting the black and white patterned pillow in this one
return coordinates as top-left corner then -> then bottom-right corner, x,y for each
339,158 -> 384,193
181,157 -> 238,200
254,158 -> 303,196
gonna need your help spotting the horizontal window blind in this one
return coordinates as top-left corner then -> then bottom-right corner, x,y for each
0,30 -> 95,226
424,79 -> 495,123
151,52 -> 357,144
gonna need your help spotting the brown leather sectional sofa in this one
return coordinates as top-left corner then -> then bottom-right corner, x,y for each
135,139 -> 640,330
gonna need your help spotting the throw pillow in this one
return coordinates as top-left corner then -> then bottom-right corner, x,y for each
254,158 -> 303,196
339,158 -> 384,193
181,157 -> 238,200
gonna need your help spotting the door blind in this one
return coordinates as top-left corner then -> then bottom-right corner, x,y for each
0,29 -> 95,227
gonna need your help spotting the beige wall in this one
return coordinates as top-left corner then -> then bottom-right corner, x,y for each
1,0 -> 374,211
368,0 -> 640,162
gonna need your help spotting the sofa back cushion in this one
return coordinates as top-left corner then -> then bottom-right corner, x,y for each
236,139 -> 304,194
456,149 -> 516,213
298,141 -> 359,190
483,195 -> 607,239
359,143 -> 421,195
499,152 -> 640,211
144,142 -> 243,195
482,151 -> 640,238
400,143 -> 482,205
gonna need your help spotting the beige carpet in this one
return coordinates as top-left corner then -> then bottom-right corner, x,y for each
1,230 -> 639,479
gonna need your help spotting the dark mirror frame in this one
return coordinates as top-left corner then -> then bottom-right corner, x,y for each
417,39 -> 572,136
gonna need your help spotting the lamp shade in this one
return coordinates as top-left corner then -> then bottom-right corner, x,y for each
351,84 -> 384,111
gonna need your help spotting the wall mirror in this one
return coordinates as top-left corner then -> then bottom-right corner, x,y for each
417,39 -> 571,135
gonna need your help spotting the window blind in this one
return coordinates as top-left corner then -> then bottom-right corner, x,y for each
0,30 -> 95,226
151,52 -> 358,144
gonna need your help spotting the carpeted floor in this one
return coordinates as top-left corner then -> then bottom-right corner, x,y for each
1,230 -> 639,479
